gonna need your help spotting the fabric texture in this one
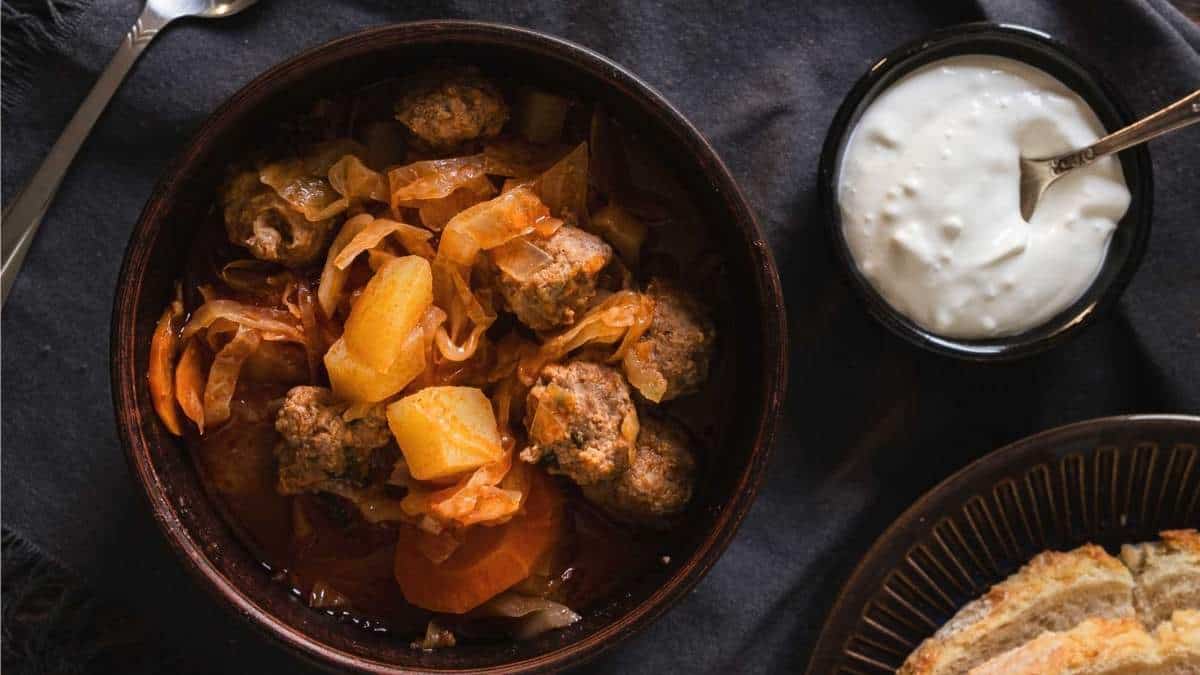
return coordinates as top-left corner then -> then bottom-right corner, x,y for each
2,1 -> 1197,672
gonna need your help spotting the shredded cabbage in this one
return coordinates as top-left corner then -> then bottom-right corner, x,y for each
389,155 -> 487,205
149,287 -> 184,436
436,186 -> 559,268
519,290 -> 654,383
317,213 -> 373,318
202,326 -> 261,427
182,299 -> 306,344
432,260 -> 495,363
327,154 -> 389,203
175,338 -> 207,433
333,217 -> 434,269
399,451 -> 526,530
490,236 -> 554,282
416,176 -> 496,231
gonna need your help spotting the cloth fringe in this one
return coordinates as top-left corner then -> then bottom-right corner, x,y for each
1,528 -> 187,674
1,0 -> 90,111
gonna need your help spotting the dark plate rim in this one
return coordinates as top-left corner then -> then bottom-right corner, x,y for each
803,413 -> 1200,675
816,22 -> 1154,361
109,19 -> 788,674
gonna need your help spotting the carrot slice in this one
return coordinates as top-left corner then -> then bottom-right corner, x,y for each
149,296 -> 184,436
393,464 -> 564,614
175,338 -> 209,433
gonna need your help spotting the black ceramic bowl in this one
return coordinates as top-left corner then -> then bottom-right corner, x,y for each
110,21 -> 786,674
817,23 -> 1152,361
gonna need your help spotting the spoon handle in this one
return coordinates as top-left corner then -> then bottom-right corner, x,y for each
1,3 -> 170,306
1047,89 -> 1200,175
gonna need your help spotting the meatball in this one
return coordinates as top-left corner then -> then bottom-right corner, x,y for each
582,415 -> 697,525
394,67 -> 508,150
494,226 -> 612,331
222,170 -> 335,267
622,278 -> 715,401
274,386 -> 393,495
521,361 -> 637,485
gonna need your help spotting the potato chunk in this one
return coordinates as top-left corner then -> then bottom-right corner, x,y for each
343,255 -> 432,371
324,328 -> 424,403
387,387 -> 504,481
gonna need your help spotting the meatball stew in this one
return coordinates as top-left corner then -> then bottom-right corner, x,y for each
147,66 -> 722,648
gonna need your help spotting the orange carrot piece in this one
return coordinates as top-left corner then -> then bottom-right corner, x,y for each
393,464 -> 564,614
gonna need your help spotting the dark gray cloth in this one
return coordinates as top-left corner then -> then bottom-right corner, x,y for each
3,1 -> 1198,672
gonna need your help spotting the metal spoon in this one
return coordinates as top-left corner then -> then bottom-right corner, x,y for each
0,0 -> 258,307
1018,88 -> 1200,221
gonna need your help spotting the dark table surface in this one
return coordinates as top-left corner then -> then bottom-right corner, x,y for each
3,1 -> 1199,673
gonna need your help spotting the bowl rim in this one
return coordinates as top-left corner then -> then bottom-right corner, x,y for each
803,412 -> 1200,674
109,19 -> 788,674
816,22 -> 1154,361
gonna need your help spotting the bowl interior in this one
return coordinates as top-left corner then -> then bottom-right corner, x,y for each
818,24 -> 1152,360
112,23 -> 784,673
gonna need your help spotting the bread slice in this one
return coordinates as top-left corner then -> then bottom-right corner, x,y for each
964,616 -> 1153,675
1153,609 -> 1200,673
1120,529 -> 1200,626
966,611 -> 1200,675
898,544 -> 1135,675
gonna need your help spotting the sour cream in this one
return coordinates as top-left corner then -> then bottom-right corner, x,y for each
838,55 -> 1131,339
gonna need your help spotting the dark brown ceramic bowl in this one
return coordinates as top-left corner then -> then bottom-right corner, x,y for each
110,21 -> 786,674
818,23 -> 1153,361
805,414 -> 1200,674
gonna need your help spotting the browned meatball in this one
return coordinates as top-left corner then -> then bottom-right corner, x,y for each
493,226 -> 612,331
394,67 -> 508,150
622,278 -> 715,401
582,414 -> 696,525
274,386 -> 392,495
521,361 -> 637,485
222,170 -> 335,267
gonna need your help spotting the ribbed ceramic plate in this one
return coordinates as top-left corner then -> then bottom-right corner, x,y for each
805,415 -> 1200,674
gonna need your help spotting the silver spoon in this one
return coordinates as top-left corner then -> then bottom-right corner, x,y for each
0,0 -> 258,307
1019,88 -> 1200,221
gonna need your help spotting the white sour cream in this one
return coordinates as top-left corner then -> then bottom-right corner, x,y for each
838,54 -> 1131,339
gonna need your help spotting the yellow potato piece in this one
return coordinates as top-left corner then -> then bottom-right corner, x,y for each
590,203 -> 646,265
324,329 -> 424,403
387,387 -> 504,481
343,255 -> 432,371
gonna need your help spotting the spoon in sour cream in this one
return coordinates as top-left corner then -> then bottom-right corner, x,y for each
1019,89 -> 1200,221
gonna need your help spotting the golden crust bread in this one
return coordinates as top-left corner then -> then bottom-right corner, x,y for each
968,611 -> 1200,675
1161,530 -> 1200,555
1121,529 -> 1200,626
1153,609 -> 1200,661
965,616 -> 1153,675
898,544 -> 1134,675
